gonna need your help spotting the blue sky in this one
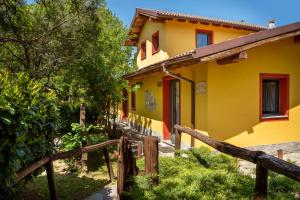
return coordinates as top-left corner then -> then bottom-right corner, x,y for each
106,0 -> 300,28
25,0 -> 300,28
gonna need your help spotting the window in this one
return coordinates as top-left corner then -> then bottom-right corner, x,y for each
131,86 -> 136,111
196,29 -> 212,48
141,41 -> 146,60
152,31 -> 159,54
260,74 -> 289,121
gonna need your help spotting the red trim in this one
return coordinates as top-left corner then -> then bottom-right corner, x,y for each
141,41 -> 146,60
162,76 -> 181,140
259,73 -> 289,122
195,29 -> 213,48
122,89 -> 128,121
152,31 -> 159,55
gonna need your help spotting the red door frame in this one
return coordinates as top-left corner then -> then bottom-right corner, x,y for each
122,89 -> 128,121
163,76 -> 181,140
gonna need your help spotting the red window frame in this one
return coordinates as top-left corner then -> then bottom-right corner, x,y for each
259,73 -> 289,122
141,41 -> 146,60
195,29 -> 213,48
152,31 -> 159,55
131,86 -> 136,111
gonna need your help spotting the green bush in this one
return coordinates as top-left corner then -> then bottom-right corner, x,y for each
0,71 -> 59,198
130,147 -> 300,200
61,123 -> 108,172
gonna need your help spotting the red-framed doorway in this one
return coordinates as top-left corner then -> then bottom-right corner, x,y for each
122,89 -> 128,121
163,76 -> 181,141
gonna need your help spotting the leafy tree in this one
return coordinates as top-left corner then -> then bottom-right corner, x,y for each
0,0 -> 105,78
0,70 -> 59,198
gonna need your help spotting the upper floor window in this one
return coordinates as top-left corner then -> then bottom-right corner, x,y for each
152,31 -> 159,54
260,73 -> 289,121
196,29 -> 213,48
141,41 -> 146,60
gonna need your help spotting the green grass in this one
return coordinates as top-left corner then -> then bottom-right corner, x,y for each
128,147 -> 300,200
23,160 -> 116,200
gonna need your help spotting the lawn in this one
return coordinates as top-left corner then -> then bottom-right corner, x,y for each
23,160 -> 116,200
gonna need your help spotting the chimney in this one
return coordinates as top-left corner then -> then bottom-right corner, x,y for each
268,19 -> 276,29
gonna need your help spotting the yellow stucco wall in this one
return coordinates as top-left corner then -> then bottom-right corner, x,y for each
127,37 -> 300,147
128,73 -> 163,134
137,20 -> 254,69
207,37 -> 300,147
164,20 -> 254,58
137,21 -> 168,68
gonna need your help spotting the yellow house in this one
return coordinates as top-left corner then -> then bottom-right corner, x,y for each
121,8 -> 300,148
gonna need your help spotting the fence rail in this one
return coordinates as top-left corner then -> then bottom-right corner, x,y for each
174,124 -> 300,199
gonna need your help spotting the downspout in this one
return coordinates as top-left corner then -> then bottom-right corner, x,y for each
162,64 -> 195,146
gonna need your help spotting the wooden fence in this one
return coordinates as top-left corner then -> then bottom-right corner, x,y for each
15,139 -> 119,200
15,136 -> 159,200
174,124 -> 300,200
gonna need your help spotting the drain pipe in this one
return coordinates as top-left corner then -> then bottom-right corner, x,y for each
162,64 -> 195,147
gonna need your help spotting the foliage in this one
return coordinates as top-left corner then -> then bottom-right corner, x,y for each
129,147 -> 300,200
61,123 -> 108,172
0,71 -> 59,198
1,0 -> 135,135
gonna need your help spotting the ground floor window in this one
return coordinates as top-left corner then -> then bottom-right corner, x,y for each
260,73 -> 289,121
131,86 -> 136,111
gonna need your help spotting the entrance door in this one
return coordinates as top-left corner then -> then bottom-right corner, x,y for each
169,79 -> 180,143
122,89 -> 128,121
163,77 -> 180,143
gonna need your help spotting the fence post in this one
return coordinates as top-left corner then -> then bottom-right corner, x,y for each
46,160 -> 58,200
277,149 -> 283,159
137,142 -> 142,159
103,147 -> 114,180
80,103 -> 88,172
117,137 -> 127,199
144,136 -> 159,185
254,161 -> 268,200
175,128 -> 181,156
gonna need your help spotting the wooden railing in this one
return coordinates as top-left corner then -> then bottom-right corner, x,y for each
15,139 -> 119,200
15,135 -> 159,200
174,124 -> 300,200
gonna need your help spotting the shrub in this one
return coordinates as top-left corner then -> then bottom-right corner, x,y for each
60,123 -> 108,172
0,71 -> 59,198
130,147 -> 300,200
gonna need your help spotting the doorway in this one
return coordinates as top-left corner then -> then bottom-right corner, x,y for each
163,77 -> 180,143
122,89 -> 128,121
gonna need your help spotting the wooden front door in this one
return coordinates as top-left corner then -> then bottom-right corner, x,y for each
163,77 -> 180,143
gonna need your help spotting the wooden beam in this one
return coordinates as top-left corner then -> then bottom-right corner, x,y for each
174,125 -> 265,163
16,157 -> 50,183
149,18 -> 165,23
254,161 -> 268,200
174,125 -> 300,182
117,137 -> 128,199
200,22 -> 210,25
295,35 -> 300,43
212,23 -> 221,27
216,51 -> 248,65
174,128 -> 182,156
46,161 -> 58,200
144,136 -> 159,185
177,19 -> 186,22
201,30 -> 300,62
277,149 -> 283,159
189,20 -> 198,24
103,147 -> 114,180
